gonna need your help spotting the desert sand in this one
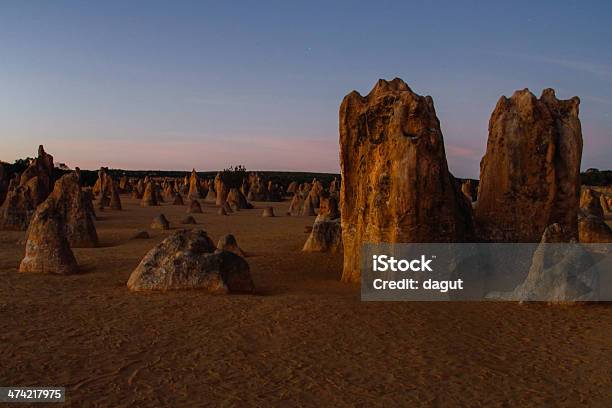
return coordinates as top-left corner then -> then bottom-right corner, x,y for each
1,195 -> 611,407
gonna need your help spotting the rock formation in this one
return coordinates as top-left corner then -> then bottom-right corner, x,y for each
205,188 -> 217,203
127,229 -> 254,293
181,215 -> 197,225
461,180 -> 474,202
119,176 -> 132,193
188,169 -> 203,200
141,182 -> 158,207
216,234 -> 246,257
48,173 -> 98,248
0,181 -> 36,230
600,194 -> 611,214
578,215 -> 612,243
580,188 -> 604,219
301,195 -> 316,216
578,188 -> 612,243
475,88 -> 582,242
262,207 -> 275,217
226,188 -> 252,210
188,199 -> 203,214
488,224 -> 598,302
339,78 -> 472,282
109,180 -> 122,210
19,145 -> 55,206
302,217 -> 342,253
287,193 -> 304,216
286,181 -> 298,195
19,196 -> 78,275
173,194 -> 185,206
151,214 -> 170,230
214,173 -> 228,206
318,193 -> 340,220
1,146 -> 55,230
329,177 -> 339,194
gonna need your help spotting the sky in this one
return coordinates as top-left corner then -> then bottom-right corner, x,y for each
0,1 -> 610,178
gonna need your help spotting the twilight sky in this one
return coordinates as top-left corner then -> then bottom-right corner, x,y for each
0,1 -> 610,178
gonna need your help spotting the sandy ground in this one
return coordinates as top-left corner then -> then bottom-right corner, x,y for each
0,196 -> 611,407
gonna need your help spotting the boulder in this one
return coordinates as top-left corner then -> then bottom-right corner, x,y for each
339,78 -> 472,282
151,214 -> 170,230
127,229 -> 254,293
19,198 -> 78,275
475,89 -> 582,242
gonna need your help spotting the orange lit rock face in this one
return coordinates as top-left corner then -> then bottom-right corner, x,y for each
214,173 -> 228,207
475,89 -> 583,242
339,78 -> 472,283
141,182 -> 158,207
188,169 -> 203,200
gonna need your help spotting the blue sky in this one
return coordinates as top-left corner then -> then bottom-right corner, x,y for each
0,0 -> 610,177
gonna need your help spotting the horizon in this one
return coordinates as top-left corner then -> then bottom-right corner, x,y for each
1,1 -> 611,178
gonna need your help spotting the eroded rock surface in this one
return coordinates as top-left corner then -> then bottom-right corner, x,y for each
127,229 -> 254,293
339,78 -> 472,282
475,89 -> 582,242
19,196 -> 78,275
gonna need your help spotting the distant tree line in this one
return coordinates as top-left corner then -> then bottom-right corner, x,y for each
581,169 -> 612,186
9,156 -> 606,188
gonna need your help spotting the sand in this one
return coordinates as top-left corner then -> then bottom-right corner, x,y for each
1,196 -> 611,407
